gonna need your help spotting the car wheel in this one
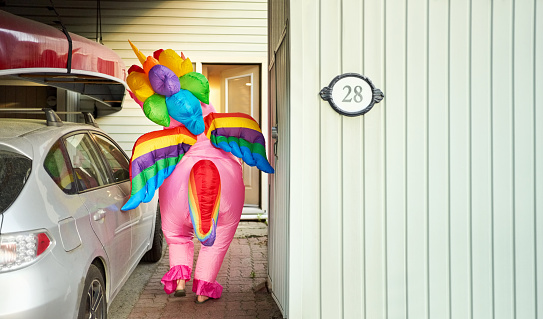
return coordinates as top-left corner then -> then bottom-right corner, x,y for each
141,204 -> 163,263
78,264 -> 106,319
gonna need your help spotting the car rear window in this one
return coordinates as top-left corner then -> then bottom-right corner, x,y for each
0,150 -> 32,213
44,141 -> 76,194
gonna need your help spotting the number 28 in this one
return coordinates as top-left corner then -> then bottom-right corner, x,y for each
342,85 -> 363,103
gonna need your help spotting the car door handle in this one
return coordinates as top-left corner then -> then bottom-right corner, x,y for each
93,209 -> 106,221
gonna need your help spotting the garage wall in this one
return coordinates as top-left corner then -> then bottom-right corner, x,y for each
0,85 -> 50,118
2,0 -> 267,155
285,0 -> 543,318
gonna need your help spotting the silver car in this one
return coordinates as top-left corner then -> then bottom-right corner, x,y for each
0,109 -> 162,319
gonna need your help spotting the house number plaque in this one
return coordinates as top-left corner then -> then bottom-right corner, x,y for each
319,73 -> 384,116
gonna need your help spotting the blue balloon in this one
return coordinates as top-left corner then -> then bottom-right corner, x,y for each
165,89 -> 205,135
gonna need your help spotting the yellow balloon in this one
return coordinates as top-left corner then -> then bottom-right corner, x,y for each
127,72 -> 154,103
158,49 -> 193,77
178,57 -> 193,77
158,49 -> 182,73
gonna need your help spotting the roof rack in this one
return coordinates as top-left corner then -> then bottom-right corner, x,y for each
55,111 -> 99,128
0,108 -> 99,127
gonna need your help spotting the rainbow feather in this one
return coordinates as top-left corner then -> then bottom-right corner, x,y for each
188,160 -> 221,246
122,126 -> 197,211
204,112 -> 274,173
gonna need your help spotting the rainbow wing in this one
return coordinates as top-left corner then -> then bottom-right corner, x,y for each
204,112 -> 274,173
121,126 -> 197,211
188,160 -> 221,246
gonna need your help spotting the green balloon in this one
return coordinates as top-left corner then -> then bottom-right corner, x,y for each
179,72 -> 210,104
143,94 -> 170,127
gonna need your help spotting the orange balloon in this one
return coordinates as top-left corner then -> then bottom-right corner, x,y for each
143,56 -> 160,74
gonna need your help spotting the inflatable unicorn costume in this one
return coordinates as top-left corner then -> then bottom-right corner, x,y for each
121,41 -> 274,300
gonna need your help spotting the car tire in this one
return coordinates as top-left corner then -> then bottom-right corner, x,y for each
141,204 -> 163,263
77,264 -> 107,319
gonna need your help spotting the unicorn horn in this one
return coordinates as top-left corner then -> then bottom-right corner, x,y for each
128,40 -> 147,65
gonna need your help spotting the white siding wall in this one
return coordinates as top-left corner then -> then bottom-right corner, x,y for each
287,0 -> 542,318
5,0 -> 268,155
93,0 -> 268,155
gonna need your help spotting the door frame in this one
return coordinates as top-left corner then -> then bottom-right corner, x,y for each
195,57 -> 270,220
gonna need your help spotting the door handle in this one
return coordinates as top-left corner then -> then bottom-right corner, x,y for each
93,209 -> 106,221
271,126 -> 278,157
271,126 -> 278,139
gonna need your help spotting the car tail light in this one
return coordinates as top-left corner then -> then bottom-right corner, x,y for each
0,230 -> 53,272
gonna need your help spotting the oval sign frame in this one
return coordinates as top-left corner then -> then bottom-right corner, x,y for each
319,73 -> 384,117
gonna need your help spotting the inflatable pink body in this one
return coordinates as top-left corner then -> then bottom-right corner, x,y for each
159,106 -> 245,298
122,42 -> 274,301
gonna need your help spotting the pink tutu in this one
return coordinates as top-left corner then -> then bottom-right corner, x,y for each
192,278 -> 223,299
161,265 -> 192,294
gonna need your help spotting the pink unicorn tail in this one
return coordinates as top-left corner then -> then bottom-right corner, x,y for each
188,160 -> 220,246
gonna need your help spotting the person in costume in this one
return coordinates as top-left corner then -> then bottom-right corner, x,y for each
121,41 -> 274,303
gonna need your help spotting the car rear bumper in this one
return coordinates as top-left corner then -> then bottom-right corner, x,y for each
0,252 -> 81,319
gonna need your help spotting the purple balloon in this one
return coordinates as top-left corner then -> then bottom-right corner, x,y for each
148,65 -> 180,97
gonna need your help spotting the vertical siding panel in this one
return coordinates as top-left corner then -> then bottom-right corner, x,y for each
285,0 -> 324,318
15,87 -> 26,111
7,88 -> 17,115
289,0 -> 322,317
385,0 -> 408,317
406,0 -> 428,317
513,1 -> 537,318
341,0 -> 365,318
0,86 -> 5,108
536,2 -> 543,317
269,1 -> 290,312
286,0 -> 302,315
427,0 -> 451,317
320,0 -> 343,317
470,1 -> 494,318
363,0 -> 386,318
26,87 -> 37,108
277,43 -> 290,315
492,1 -> 516,318
449,1 -> 472,318
301,25 -> 323,319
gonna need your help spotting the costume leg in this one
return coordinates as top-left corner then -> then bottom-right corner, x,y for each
160,215 -> 194,294
158,163 -> 194,294
192,217 -> 241,298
